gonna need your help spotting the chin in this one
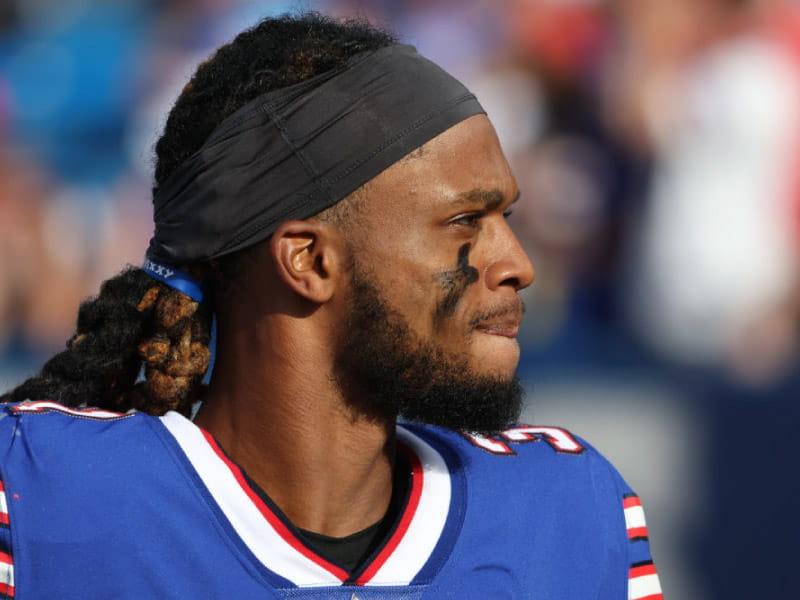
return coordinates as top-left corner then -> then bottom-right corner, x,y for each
469,358 -> 520,382
468,334 -> 521,377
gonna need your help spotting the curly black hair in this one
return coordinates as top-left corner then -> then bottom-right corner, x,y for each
1,13 -> 396,415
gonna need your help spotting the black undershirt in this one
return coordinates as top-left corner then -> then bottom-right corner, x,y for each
298,453 -> 411,574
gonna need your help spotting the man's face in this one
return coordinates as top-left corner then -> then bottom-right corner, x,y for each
333,115 -> 535,432
339,115 -> 534,379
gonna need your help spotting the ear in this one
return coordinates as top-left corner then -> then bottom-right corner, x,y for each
270,220 -> 344,304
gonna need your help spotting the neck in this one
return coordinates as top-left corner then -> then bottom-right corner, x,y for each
194,315 -> 396,538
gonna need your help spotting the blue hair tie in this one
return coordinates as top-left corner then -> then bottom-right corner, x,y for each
142,257 -> 205,303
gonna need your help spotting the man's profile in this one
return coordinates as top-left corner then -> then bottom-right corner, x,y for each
0,13 -> 662,599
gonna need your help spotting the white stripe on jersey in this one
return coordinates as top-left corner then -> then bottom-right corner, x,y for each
12,401 -> 129,420
624,505 -> 647,531
0,552 -> 13,589
0,485 -> 8,523
365,426 -> 451,585
161,411 -> 342,587
628,572 -> 662,600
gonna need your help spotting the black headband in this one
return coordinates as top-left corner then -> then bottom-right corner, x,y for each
147,44 -> 485,264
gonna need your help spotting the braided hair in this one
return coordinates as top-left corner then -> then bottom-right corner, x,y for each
1,13 -> 395,416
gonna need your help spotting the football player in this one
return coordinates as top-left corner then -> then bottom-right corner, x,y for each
0,13 -> 662,599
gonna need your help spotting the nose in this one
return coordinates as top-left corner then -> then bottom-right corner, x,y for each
485,221 -> 535,291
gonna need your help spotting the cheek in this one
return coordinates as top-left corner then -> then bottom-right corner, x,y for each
432,243 -> 479,325
370,252 -> 440,316
361,234 -> 480,333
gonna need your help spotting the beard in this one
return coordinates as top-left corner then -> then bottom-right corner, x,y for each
333,264 -> 523,436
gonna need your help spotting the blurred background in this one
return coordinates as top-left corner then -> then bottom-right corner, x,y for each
1,0 -> 799,597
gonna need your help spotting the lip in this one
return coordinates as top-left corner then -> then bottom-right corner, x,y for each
470,300 -> 524,338
473,319 -> 521,338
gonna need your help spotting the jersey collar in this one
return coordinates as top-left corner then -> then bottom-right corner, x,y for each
159,412 -> 456,587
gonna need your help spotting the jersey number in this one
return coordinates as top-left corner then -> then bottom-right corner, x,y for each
463,425 -> 585,455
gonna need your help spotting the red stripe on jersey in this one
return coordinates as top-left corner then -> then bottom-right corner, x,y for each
200,430 -> 350,582
0,553 -> 12,567
0,481 -> 5,492
623,495 -> 642,509
635,595 -> 663,600
0,581 -> 13,597
629,562 -> 658,578
628,526 -> 649,539
355,443 -> 424,585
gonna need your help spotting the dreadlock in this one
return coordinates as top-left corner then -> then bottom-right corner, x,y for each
1,13 -> 396,416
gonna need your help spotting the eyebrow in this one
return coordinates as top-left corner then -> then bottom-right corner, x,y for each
450,189 -> 520,210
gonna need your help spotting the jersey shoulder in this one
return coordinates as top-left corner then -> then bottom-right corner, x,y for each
0,400 -> 164,465
403,421 -> 632,505
406,422 -> 662,596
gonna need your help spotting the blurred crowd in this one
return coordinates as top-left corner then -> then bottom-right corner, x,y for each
1,1 -> 800,597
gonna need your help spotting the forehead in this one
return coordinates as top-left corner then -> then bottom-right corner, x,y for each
360,115 -> 516,223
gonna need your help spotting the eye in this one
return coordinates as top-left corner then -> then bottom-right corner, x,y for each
449,211 -> 484,228
503,209 -> 513,219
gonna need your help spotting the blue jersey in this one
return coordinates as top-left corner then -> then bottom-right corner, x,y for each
0,401 -> 662,599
